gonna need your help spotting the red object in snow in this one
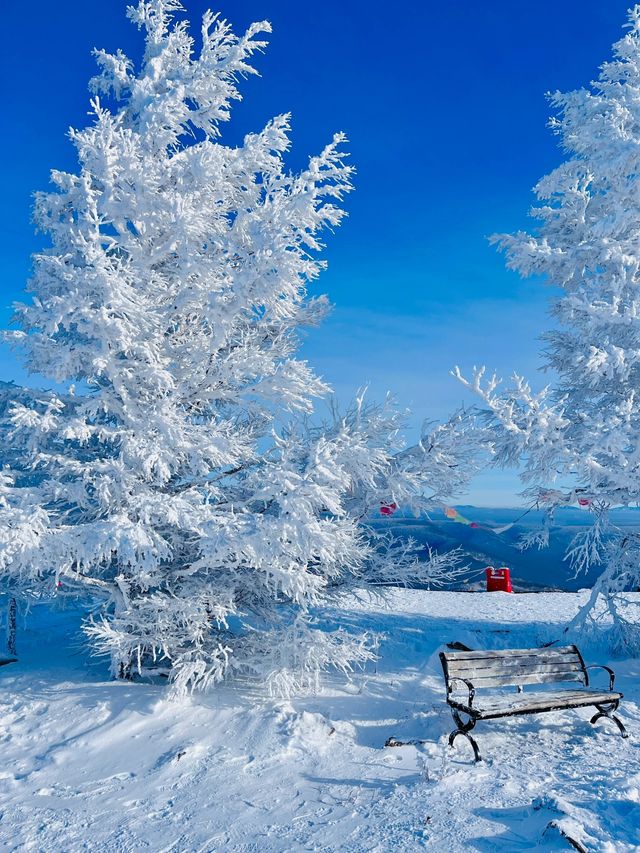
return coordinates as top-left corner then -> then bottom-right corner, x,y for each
485,566 -> 513,593
380,502 -> 398,516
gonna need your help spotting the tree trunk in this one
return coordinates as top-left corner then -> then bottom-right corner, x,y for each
6,597 -> 16,658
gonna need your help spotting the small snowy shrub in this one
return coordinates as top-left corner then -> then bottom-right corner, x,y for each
1,0 -> 477,692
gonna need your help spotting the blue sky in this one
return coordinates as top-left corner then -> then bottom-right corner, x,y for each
0,0 -> 632,504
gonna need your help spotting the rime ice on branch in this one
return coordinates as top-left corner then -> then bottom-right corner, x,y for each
1,0 -> 477,693
457,4 -> 640,651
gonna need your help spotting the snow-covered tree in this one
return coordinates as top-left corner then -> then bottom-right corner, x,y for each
457,5 -> 640,652
1,1 -> 478,693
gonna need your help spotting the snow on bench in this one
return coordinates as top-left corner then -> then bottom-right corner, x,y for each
439,645 -> 627,762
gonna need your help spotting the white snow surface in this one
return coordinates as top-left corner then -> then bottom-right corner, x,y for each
1,590 -> 639,851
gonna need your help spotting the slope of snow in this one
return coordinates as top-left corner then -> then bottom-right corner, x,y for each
1,591 -> 639,851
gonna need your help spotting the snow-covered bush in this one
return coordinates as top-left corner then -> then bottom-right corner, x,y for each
0,0 -> 479,693
457,5 -> 640,652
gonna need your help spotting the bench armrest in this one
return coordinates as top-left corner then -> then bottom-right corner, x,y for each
447,676 -> 475,709
585,664 -> 615,691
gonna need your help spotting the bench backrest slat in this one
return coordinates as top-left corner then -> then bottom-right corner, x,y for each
458,669 -> 585,688
444,645 -> 579,662
440,645 -> 588,690
446,655 -> 583,672
446,660 -> 584,679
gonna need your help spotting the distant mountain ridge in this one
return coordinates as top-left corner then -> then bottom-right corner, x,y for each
370,506 -> 640,592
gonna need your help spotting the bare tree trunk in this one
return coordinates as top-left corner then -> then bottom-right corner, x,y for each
6,597 -> 16,658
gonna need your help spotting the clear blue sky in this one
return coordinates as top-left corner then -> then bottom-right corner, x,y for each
0,1 -> 631,504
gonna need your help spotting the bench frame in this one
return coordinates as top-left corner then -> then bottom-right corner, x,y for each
440,645 -> 627,762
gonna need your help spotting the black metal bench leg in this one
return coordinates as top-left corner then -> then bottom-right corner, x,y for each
449,708 -> 482,762
449,728 -> 481,762
590,702 -> 629,739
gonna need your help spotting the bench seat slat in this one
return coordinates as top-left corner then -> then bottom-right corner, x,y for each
450,688 -> 623,719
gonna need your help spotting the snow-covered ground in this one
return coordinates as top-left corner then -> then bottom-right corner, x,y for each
1,590 -> 639,851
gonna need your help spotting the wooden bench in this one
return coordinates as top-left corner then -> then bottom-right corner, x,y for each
440,645 -> 627,762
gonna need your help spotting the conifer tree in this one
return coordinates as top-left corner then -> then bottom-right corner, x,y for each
1,1 -> 476,692
458,5 -> 640,650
